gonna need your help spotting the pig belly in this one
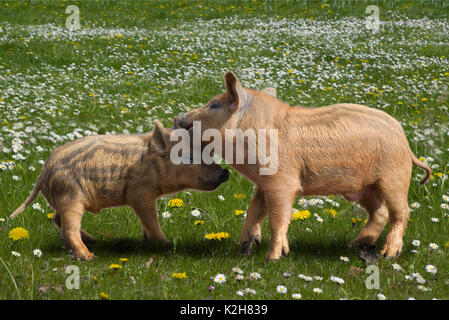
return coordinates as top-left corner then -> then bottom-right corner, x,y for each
343,186 -> 375,202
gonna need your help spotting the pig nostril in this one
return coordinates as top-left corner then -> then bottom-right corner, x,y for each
177,113 -> 185,127
219,170 -> 230,182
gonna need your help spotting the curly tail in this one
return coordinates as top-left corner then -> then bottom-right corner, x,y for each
411,153 -> 432,185
9,175 -> 42,219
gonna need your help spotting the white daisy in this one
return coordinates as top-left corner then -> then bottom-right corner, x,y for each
235,274 -> 244,281
161,211 -> 171,218
249,272 -> 261,280
33,249 -> 42,257
304,276 -> 313,282
392,263 -> 402,271
245,288 -> 256,294
416,276 -> 426,284
213,273 -> 227,284
232,267 -> 243,274
276,285 -> 287,294
377,293 -> 387,300
417,285 -> 429,292
292,293 -> 302,299
425,265 -> 437,274
410,202 -> 421,209
429,243 -> 439,250
330,276 -> 345,284
191,209 -> 201,217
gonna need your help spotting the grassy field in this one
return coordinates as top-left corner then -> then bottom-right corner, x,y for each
1,0 -> 449,300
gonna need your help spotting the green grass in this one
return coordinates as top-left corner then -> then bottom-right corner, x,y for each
1,0 -> 449,300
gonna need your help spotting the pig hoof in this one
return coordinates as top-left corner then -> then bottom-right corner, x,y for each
70,251 -> 96,261
144,237 -> 172,247
240,241 -> 253,256
355,245 -> 378,264
381,251 -> 399,260
380,244 -> 402,259
265,256 -> 281,263
240,235 -> 261,256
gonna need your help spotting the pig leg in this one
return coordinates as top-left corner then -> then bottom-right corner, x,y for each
380,193 -> 409,258
265,187 -> 296,261
57,202 -> 96,261
349,192 -> 388,263
240,186 -> 267,255
131,200 -> 171,245
53,211 -> 96,246
80,229 -> 97,246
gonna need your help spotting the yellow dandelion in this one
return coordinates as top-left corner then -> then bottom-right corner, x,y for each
9,227 -> 29,241
325,208 -> 338,218
168,198 -> 184,208
47,212 -> 55,219
234,193 -> 246,199
234,210 -> 245,216
204,232 -> 230,241
100,292 -> 109,300
351,217 -> 363,224
172,272 -> 188,279
292,210 -> 311,221
119,258 -> 128,263
109,263 -> 123,269
194,220 -> 205,226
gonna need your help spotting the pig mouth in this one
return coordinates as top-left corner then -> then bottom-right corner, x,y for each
173,117 -> 193,131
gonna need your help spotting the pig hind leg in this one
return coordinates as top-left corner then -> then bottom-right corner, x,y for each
55,201 -> 96,261
349,190 -> 389,263
349,190 -> 389,248
53,208 -> 96,246
379,192 -> 410,258
377,173 -> 411,258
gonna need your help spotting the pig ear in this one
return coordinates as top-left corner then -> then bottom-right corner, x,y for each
152,120 -> 170,153
224,71 -> 246,113
261,87 -> 277,98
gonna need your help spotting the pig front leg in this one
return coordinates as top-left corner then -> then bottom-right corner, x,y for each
131,199 -> 171,246
240,186 -> 267,255
264,182 -> 297,262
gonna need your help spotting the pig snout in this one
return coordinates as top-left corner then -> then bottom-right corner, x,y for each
174,113 -> 186,129
219,169 -> 230,183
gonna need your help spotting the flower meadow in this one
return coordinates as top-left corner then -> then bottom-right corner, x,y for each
1,0 -> 449,300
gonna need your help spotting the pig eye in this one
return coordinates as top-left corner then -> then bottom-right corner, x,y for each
209,102 -> 221,109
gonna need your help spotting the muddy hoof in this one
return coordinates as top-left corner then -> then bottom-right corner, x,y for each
355,245 -> 378,264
